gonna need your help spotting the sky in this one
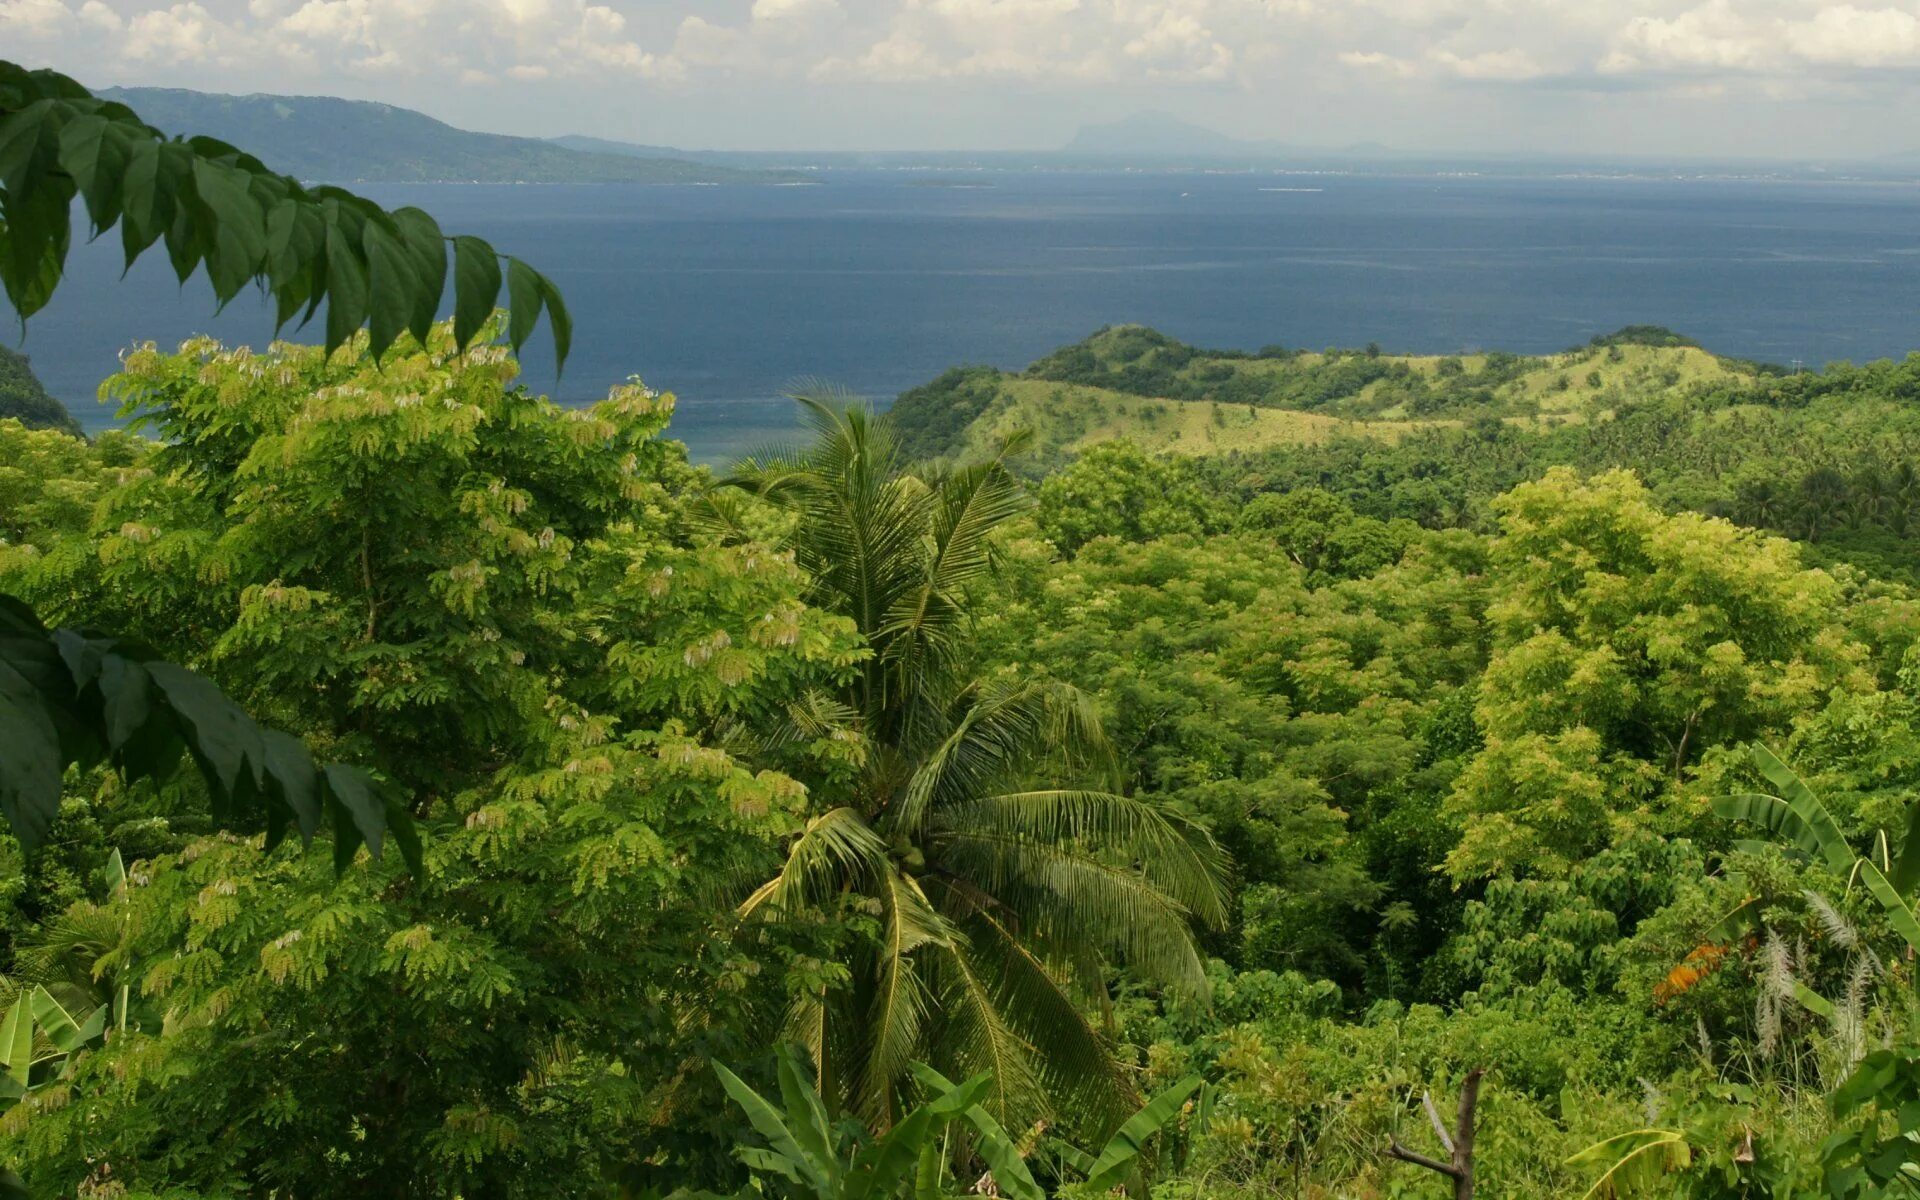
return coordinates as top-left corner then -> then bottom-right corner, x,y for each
5,0 -> 1920,157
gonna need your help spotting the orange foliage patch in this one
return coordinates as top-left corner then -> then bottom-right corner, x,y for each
1655,942 -> 1732,1005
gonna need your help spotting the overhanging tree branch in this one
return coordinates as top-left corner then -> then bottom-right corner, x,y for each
0,61 -> 570,371
0,593 -> 419,872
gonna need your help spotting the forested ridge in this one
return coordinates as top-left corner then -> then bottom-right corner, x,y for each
893,324 -> 1920,584
98,88 -> 800,186
12,61 -> 1920,1200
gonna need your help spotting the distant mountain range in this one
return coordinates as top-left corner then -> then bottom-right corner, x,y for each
102,88 -> 799,186
1061,112 -> 1395,161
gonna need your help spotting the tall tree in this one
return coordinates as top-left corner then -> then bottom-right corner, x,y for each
721,396 -> 1228,1131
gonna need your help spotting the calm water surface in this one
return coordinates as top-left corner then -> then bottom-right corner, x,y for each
17,171 -> 1920,460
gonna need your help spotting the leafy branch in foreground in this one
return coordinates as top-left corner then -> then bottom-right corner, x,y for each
0,61 -> 570,369
0,594 -> 418,871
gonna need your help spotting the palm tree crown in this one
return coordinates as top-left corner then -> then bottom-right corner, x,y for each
719,394 -> 1228,1131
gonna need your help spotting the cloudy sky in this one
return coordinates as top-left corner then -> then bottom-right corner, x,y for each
5,0 -> 1920,157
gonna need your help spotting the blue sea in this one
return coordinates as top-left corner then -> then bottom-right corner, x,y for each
18,169 -> 1920,461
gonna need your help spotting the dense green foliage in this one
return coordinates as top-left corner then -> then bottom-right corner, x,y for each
0,349 -> 74,435
10,316 -> 1920,1196
15,80 -> 1920,1197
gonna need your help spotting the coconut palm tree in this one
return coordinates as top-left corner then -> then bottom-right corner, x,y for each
718,393 -> 1228,1133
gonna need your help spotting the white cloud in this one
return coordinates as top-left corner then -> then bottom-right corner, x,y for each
1,0 -> 90,36
1431,46 -> 1547,81
13,0 -> 650,78
1338,49 -> 1412,73
279,0 -> 373,46
77,0 -> 120,28
123,3 -> 245,63
35,0 -> 1920,96
1121,9 -> 1233,80
1789,4 -> 1920,66
1601,0 -> 1776,73
751,0 -> 840,23
1599,0 -> 1920,75
10,0 -> 1920,154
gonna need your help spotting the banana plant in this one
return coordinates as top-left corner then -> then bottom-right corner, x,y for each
1566,1128 -> 1692,1199
0,984 -> 107,1106
1666,744 -> 1914,1033
1565,1080 -> 1811,1199
907,1064 -> 1045,1200
708,1044 -> 1032,1200
1710,743 -> 1920,958
1048,1073 -> 1206,1194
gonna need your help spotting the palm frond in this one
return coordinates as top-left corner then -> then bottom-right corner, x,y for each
856,869 -> 956,1125
932,828 -> 1211,997
739,807 -> 889,920
933,789 -> 1229,929
926,915 -> 1047,1129
880,458 -> 1031,681
944,893 -> 1137,1133
892,680 -> 1117,834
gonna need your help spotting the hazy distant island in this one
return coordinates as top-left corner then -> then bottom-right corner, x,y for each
100,88 -> 803,186
89,89 -> 1917,184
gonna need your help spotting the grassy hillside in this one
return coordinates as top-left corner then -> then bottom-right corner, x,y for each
102,88 -> 798,185
890,324 -> 1763,465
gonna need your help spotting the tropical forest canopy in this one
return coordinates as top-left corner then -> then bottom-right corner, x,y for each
11,59 -> 1920,1200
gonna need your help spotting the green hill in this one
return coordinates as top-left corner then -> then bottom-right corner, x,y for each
889,324 -> 1763,465
0,346 -> 79,436
100,88 -> 799,185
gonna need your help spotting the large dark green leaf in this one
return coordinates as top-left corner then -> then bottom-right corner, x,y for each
0,593 -> 415,872
363,217 -> 419,360
713,1059 -> 832,1195
506,256 -> 545,356
451,235 -> 502,349
1081,1073 -> 1202,1190
0,669 -> 63,850
391,206 -> 446,346
57,111 -> 133,235
1,178 -> 70,318
323,764 -> 389,867
190,155 -> 270,305
145,660 -> 269,825
540,269 -> 572,374
259,729 -> 322,847
0,98 -> 56,198
266,197 -> 327,333
116,136 -> 172,268
96,655 -> 154,753
323,204 -> 371,358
